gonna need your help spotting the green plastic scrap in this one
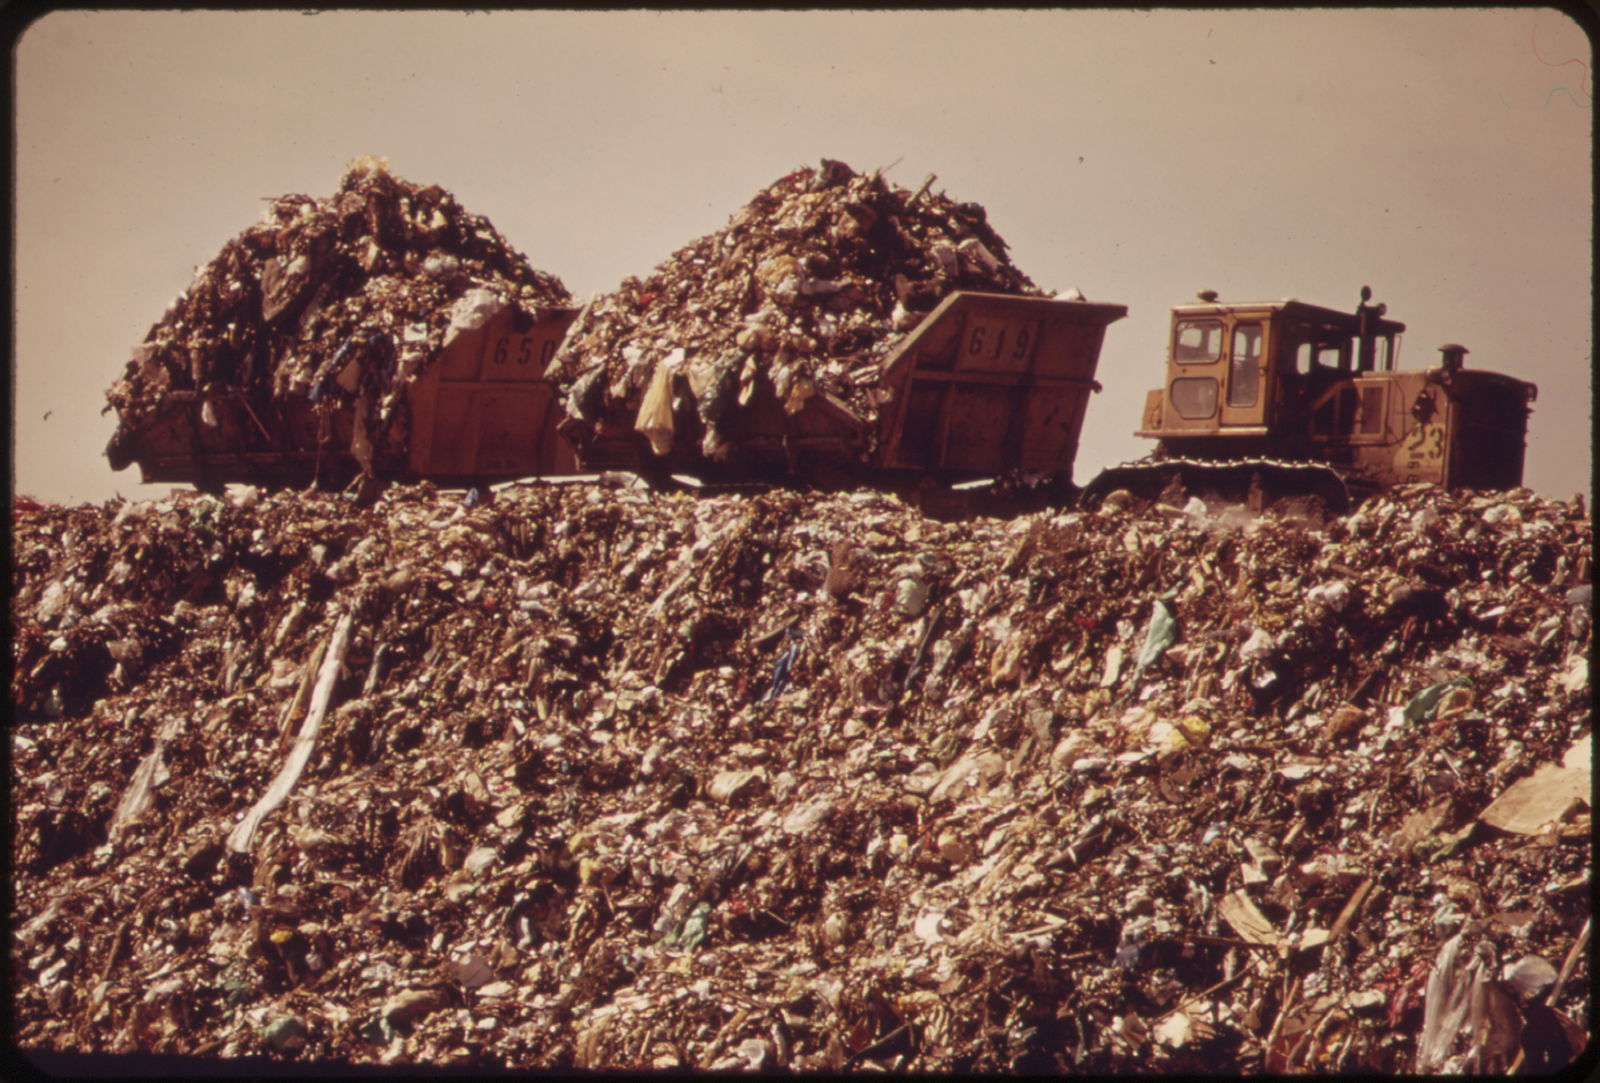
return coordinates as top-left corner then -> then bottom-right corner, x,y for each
1131,589 -> 1180,683
661,901 -> 713,952
189,497 -> 221,534
1402,676 -> 1474,725
679,901 -> 712,951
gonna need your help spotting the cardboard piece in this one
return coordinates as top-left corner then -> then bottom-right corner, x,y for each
1479,760 -> 1590,836
1218,889 -> 1283,947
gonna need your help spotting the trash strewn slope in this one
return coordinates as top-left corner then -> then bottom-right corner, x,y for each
10,482 -> 1591,1073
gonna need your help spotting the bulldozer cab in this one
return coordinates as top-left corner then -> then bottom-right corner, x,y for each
1139,296 -> 1407,442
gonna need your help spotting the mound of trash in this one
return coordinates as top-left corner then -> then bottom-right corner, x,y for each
10,482 -> 1591,1074
550,160 -> 1050,465
102,156 -> 572,482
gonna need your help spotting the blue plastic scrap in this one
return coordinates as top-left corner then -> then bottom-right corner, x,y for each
310,329 -> 387,402
1115,924 -> 1151,970
762,626 -> 802,703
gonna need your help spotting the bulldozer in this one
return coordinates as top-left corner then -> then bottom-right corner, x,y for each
1081,288 -> 1539,515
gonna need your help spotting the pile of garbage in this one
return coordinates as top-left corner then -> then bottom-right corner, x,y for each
549,160 -> 1048,464
102,156 -> 572,478
10,481 -> 1591,1073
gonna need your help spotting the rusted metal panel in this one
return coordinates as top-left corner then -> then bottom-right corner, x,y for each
123,391 -> 356,487
877,292 -> 1125,477
1017,384 -> 1095,473
1447,372 -> 1536,490
412,384 -> 481,477
1379,373 -> 1449,487
404,307 -> 578,482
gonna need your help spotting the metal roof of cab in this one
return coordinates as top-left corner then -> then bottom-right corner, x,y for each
1170,298 -> 1407,335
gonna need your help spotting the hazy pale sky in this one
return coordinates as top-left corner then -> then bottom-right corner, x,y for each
12,8 -> 1594,503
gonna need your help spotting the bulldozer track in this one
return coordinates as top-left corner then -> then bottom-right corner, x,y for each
1081,456 -> 1353,516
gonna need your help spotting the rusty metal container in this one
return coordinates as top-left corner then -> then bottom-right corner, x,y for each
107,306 -> 579,490
568,291 -> 1127,489
871,291 -> 1127,479
403,305 -> 579,483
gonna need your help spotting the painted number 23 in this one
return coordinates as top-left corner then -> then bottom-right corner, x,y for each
1404,423 -> 1445,462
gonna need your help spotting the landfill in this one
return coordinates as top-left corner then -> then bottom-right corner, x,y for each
548,160 -> 1049,466
10,477 -> 1591,1074
102,156 -> 573,481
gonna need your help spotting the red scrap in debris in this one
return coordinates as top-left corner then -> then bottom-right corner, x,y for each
1385,956 -> 1435,1027
13,496 -> 45,514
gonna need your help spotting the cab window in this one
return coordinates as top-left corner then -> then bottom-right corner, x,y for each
1228,323 -> 1262,407
1171,377 -> 1218,419
1295,339 -> 1347,374
1174,319 -> 1223,363
1359,385 -> 1385,435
